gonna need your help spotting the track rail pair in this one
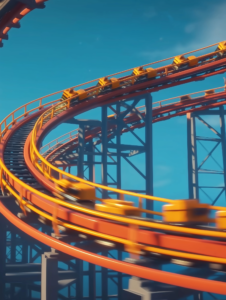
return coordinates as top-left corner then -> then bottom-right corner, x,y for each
1,1 -> 226,293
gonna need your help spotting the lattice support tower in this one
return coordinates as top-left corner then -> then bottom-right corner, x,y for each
187,106 -> 226,205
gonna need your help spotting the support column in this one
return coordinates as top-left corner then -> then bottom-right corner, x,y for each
78,125 -> 85,178
89,263 -> 95,300
123,276 -> 174,300
219,106 -> 226,199
194,292 -> 203,300
102,251 -> 108,300
116,103 -> 122,192
145,94 -> 153,211
187,113 -> 199,199
0,214 -> 6,300
11,231 -> 16,263
22,239 -> 28,263
88,140 -> 94,182
102,105 -> 108,198
118,251 -> 123,300
41,252 -> 58,300
76,259 -> 83,300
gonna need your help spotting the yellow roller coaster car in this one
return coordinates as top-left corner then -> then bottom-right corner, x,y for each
97,77 -> 120,90
54,179 -> 96,207
163,199 -> 210,225
215,41 -> 226,57
216,211 -> 226,230
172,55 -> 198,70
95,199 -> 141,217
132,66 -> 157,80
61,88 -> 88,102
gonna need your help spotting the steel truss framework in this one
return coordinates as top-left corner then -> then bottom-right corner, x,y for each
187,106 -> 226,300
187,106 -> 226,205
0,200 -> 99,300
0,209 -> 51,300
0,203 -> 131,300
58,94 -> 153,210
1,2 -> 226,300
1,95 -> 226,299
38,94 -> 155,299
46,94 -> 219,300
40,95 -> 226,300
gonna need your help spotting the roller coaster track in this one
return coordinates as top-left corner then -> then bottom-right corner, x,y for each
1,1 -> 226,296
0,0 -> 47,47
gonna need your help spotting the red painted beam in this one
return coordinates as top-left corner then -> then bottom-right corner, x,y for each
44,90 -> 226,163
0,0 -> 48,47
0,201 -> 226,294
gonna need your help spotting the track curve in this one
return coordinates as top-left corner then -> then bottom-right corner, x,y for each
0,0 -> 47,47
1,1 -> 226,295
1,80 -> 226,293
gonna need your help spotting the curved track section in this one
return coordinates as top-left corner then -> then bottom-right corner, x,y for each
1,2 -> 226,295
1,105 -> 226,294
40,87 -> 226,166
0,0 -> 47,47
1,76 -> 226,293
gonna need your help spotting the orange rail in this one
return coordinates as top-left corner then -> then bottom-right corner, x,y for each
1,42 -> 226,262
1,200 -> 225,294
30,83 -> 226,206
1,2 -> 226,294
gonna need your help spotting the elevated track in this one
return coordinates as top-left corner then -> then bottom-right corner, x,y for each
1,1 -> 226,298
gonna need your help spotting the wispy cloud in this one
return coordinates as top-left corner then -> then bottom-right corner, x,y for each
139,2 -> 226,60
143,7 -> 157,19
184,23 -> 196,34
154,165 -> 171,188
156,165 -> 171,174
154,179 -> 171,188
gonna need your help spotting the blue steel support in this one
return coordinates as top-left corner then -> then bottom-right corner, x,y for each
22,243 -> 28,263
86,141 -> 96,300
188,108 -> 226,204
116,103 -> 122,192
219,105 -> 226,199
145,93 -> 153,211
11,231 -> 16,263
19,233 -> 28,299
118,251 -> 123,299
102,251 -> 108,300
88,140 -> 94,182
187,113 -> 199,199
0,214 -> 6,300
102,105 -> 108,198
89,263 -> 95,300
76,258 -> 83,300
78,125 -> 85,178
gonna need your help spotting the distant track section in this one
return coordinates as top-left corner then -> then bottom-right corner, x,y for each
0,0 -> 47,47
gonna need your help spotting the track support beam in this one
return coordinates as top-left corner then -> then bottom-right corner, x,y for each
78,125 -> 85,178
41,252 -> 59,300
145,94 -> 153,212
102,105 -> 108,198
0,214 -> 6,300
187,112 -> 199,199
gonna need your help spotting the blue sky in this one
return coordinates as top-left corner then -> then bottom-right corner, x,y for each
1,0 -> 226,211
